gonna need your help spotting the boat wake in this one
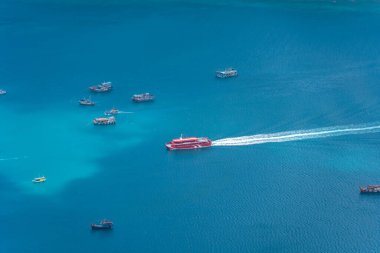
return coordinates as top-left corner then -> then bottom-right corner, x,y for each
212,123 -> 380,146
0,156 -> 28,162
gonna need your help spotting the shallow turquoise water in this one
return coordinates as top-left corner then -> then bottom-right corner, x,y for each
1,1 -> 380,252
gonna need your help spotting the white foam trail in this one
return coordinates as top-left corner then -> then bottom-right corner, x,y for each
0,156 -> 28,161
212,123 -> 380,146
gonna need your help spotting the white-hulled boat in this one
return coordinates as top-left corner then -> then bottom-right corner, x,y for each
79,97 -> 96,106
93,116 -> 116,125
32,176 -> 46,183
104,108 -> 119,115
216,68 -> 238,78
89,82 -> 112,92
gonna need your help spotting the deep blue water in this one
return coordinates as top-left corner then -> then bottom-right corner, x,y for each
2,1 -> 380,252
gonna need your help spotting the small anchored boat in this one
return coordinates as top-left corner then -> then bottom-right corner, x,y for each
0,89 -> 6,95
360,185 -> 380,193
32,176 -> 46,183
132,93 -> 154,102
79,97 -> 95,106
91,220 -> 113,230
104,108 -> 120,115
216,68 -> 238,78
93,116 -> 116,125
89,82 -> 112,93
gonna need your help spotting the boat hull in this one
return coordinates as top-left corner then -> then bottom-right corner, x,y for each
89,88 -> 112,93
32,179 -> 46,183
91,225 -> 112,230
360,185 -> 380,193
93,122 -> 116,126
132,98 -> 154,102
93,121 -> 116,125
166,139 -> 212,150
216,73 -> 238,78
360,189 -> 380,194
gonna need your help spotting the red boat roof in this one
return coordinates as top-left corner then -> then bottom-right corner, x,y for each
172,137 -> 199,143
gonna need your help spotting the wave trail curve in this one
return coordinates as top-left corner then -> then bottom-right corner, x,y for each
212,123 -> 380,146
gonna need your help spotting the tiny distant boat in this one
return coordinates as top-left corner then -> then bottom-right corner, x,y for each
104,108 -> 119,115
79,98 -> 95,106
132,93 -> 154,102
93,116 -> 116,125
89,82 -> 112,93
91,219 -> 113,230
32,176 -> 46,183
216,68 -> 238,78
360,185 -> 380,193
0,89 -> 6,95
166,135 -> 212,150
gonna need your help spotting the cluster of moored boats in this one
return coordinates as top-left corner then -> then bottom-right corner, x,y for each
86,69 -> 236,230
86,71 -> 237,230
21,68 -> 375,232
78,81 -> 155,125
30,81 -> 156,184
31,68 -> 237,228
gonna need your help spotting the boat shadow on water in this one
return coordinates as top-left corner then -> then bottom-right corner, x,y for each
359,189 -> 380,201
90,229 -> 113,233
90,228 -> 114,238
359,193 -> 380,198
165,145 -> 213,161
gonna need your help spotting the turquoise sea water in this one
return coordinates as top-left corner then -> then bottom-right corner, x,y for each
2,1 -> 380,252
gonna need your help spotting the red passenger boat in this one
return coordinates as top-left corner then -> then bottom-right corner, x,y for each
165,135 -> 212,150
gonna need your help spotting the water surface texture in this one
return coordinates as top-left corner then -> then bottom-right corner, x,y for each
1,1 -> 380,252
